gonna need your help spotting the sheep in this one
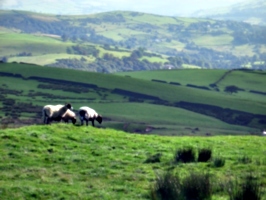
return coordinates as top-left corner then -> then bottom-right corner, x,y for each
42,103 -> 72,124
61,109 -> 77,124
79,106 -> 102,126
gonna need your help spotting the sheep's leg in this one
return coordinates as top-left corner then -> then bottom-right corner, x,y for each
92,120 -> 95,127
86,120 -> 89,126
43,113 -> 48,124
46,118 -> 50,124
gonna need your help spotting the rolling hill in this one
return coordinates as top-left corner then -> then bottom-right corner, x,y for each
1,124 -> 266,199
1,62 -> 265,135
0,10 -> 266,72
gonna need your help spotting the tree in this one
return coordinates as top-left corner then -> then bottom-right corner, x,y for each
224,85 -> 240,94
1,57 -> 8,63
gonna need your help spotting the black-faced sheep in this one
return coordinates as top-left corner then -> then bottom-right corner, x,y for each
42,103 -> 72,124
79,106 -> 102,126
61,109 -> 77,124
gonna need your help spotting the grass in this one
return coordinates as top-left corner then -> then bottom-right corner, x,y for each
8,53 -> 95,66
192,34 -> 234,47
0,63 -> 265,134
0,32 -> 72,56
117,69 -> 226,86
1,124 -> 266,199
219,70 -> 266,92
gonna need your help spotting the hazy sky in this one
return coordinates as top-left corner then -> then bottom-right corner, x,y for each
0,0 -> 247,16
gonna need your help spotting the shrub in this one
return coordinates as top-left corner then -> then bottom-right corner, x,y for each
181,172 -> 212,200
175,147 -> 196,163
212,157 -> 225,167
228,173 -> 263,200
150,171 -> 181,200
198,148 -> 212,162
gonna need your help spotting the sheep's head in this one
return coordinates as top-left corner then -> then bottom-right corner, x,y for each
71,118 -> 77,124
96,115 -> 103,124
65,103 -> 72,109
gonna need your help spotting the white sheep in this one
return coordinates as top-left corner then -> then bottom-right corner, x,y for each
42,103 -> 72,124
79,106 -> 102,126
61,109 -> 77,124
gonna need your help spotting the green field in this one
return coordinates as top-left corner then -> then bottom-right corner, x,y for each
0,63 -> 265,135
1,124 -> 266,199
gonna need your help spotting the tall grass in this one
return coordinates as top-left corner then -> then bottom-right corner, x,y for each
151,171 -> 212,200
228,173 -> 263,200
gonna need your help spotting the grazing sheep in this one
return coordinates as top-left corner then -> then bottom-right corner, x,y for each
42,103 -> 72,124
61,109 -> 77,124
79,106 -> 102,126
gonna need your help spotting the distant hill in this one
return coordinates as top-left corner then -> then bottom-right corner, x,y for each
0,10 -> 266,72
192,0 -> 266,26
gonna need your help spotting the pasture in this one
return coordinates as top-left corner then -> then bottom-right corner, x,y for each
0,63 -> 265,135
0,124 -> 266,199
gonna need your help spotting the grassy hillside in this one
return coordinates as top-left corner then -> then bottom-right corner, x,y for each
0,63 -> 265,135
116,68 -> 266,92
0,10 -> 266,72
1,124 -> 266,199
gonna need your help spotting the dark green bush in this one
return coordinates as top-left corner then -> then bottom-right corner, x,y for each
198,148 -> 212,162
228,173 -> 262,200
175,147 -> 196,163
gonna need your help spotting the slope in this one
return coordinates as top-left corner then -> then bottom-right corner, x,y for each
0,124 -> 266,199
0,63 -> 265,134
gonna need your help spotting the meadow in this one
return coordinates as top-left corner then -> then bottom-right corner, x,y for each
0,124 -> 266,199
0,63 -> 265,135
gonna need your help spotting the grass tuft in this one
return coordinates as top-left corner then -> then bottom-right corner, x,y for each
212,156 -> 226,168
198,148 -> 212,162
175,146 -> 196,163
228,173 -> 263,200
151,171 -> 212,200
144,153 -> 162,163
